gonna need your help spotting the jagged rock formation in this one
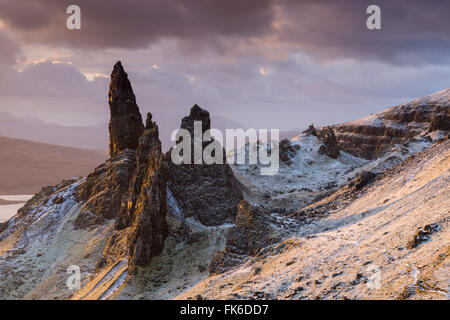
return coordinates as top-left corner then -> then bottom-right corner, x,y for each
209,201 -> 278,274
165,105 -> 243,226
108,61 -> 144,157
317,126 -> 340,159
333,89 -> 449,159
74,62 -> 146,228
302,124 -> 318,136
100,113 -> 168,269
74,63 -> 168,270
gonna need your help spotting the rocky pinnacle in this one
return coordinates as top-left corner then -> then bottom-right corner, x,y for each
108,61 -> 144,157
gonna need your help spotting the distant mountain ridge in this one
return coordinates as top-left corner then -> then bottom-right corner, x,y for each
0,111 -> 249,151
0,111 -> 108,151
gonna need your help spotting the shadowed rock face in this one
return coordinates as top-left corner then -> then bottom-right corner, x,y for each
108,61 -> 144,157
279,139 -> 300,165
302,124 -> 318,136
181,104 -> 211,134
165,105 -> 243,226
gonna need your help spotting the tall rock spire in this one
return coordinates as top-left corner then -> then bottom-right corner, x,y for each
108,61 -> 144,157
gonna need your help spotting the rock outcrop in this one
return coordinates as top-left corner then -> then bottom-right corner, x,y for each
317,126 -> 340,159
108,61 -> 144,157
302,124 -> 318,136
165,105 -> 243,226
209,201 -> 277,274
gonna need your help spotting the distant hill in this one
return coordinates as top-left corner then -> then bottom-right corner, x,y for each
0,111 -> 249,151
0,136 -> 107,194
0,111 -> 108,151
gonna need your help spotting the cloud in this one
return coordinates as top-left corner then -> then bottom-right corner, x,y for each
0,0 -> 275,50
1,0 -> 449,63
0,29 -> 21,66
0,1 -> 449,133
0,61 -> 109,125
273,0 -> 450,64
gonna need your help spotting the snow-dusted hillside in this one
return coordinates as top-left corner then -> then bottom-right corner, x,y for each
229,129 -> 434,213
178,140 -> 450,300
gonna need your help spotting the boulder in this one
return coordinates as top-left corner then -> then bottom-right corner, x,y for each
279,139 -> 300,165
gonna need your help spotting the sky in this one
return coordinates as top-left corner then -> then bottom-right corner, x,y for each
0,0 -> 449,133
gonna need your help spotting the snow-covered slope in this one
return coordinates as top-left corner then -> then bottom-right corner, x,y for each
229,130 -> 434,213
0,178 -> 114,299
178,140 -> 450,300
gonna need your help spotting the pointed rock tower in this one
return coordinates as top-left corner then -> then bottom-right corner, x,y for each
165,104 -> 243,226
108,61 -> 144,157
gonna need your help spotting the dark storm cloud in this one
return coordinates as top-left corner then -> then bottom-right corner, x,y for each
0,0 -> 449,63
0,0 -> 276,50
275,0 -> 450,63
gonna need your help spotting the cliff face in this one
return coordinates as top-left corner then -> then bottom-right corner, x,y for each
332,89 -> 449,159
165,105 -> 243,226
74,150 -> 137,228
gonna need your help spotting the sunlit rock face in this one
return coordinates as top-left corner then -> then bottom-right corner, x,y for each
165,104 -> 244,226
108,61 -> 144,157
102,113 -> 168,269
74,149 -> 137,228
74,63 -> 169,269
